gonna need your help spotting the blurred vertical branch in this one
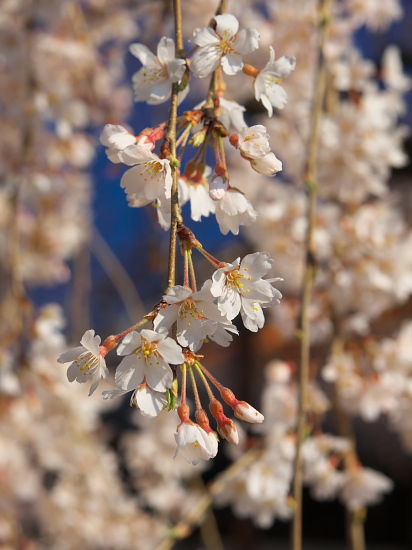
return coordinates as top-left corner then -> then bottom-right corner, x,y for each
291,1 -> 332,549
331,335 -> 366,550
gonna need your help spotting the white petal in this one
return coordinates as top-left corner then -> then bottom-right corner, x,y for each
157,37 -> 175,65
157,338 -> 185,364
145,359 -> 173,392
135,387 -> 167,417
192,26 -> 220,47
191,45 -> 221,78
80,330 -> 100,356
117,331 -> 142,355
232,27 -> 260,55
57,346 -> 85,364
129,43 -> 158,68
215,14 -> 239,38
115,354 -> 145,390
221,53 -> 243,76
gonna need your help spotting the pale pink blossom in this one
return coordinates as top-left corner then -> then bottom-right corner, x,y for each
174,421 -> 215,465
130,37 -> 187,105
115,328 -> 184,392
191,14 -> 260,78
57,330 -> 108,396
254,47 -> 296,116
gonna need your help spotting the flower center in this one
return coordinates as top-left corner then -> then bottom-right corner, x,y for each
140,339 -> 158,359
217,35 -> 236,56
226,269 -> 245,293
142,160 -> 164,182
142,67 -> 168,83
178,298 -> 205,321
75,351 -> 99,375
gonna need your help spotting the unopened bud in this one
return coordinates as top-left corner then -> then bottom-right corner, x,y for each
177,403 -> 190,422
234,401 -> 264,424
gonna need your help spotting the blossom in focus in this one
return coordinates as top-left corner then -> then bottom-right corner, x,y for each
191,14 -> 260,78
130,37 -> 187,105
103,382 -> 168,418
153,281 -> 236,351
238,125 -> 271,159
254,47 -> 296,117
179,163 -> 216,222
100,124 -> 137,163
57,329 -> 108,395
251,153 -> 283,176
115,328 -> 184,392
119,146 -> 172,206
208,177 -> 258,235
174,420 -> 216,464
210,252 -> 282,331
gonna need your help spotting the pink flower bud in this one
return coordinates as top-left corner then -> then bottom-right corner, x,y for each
234,401 -> 264,423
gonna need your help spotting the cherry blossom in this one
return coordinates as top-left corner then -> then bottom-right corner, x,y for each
254,47 -> 296,117
209,178 -> 258,235
130,37 -> 187,105
57,329 -> 108,396
179,164 -> 216,222
100,124 -> 138,163
237,125 -> 271,159
210,252 -> 282,331
190,14 -> 260,78
103,383 -> 168,418
118,146 -> 172,206
153,281 -> 236,350
174,421 -> 216,465
115,328 -> 184,393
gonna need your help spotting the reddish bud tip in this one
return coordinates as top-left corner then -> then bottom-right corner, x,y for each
177,403 -> 190,422
229,134 -> 239,148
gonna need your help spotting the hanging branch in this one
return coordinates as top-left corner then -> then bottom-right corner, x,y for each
165,0 -> 184,293
291,1 -> 333,549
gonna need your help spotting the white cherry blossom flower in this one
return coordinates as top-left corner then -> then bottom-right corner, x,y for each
251,152 -> 283,176
57,329 -> 108,396
130,37 -> 187,105
103,383 -> 168,418
100,124 -> 137,163
179,164 -> 215,222
209,179 -> 258,235
210,252 -> 282,331
115,328 -> 184,392
174,421 -> 215,465
254,47 -> 296,117
238,125 -> 271,159
191,14 -> 260,78
153,281 -> 234,351
119,147 -> 172,207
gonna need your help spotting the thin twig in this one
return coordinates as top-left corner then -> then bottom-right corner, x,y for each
291,2 -> 332,550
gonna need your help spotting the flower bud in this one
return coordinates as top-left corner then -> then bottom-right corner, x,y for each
251,152 -> 282,176
234,401 -> 264,423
